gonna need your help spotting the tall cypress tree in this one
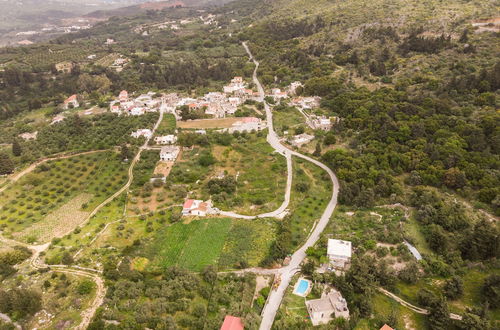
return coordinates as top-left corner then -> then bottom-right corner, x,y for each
0,152 -> 14,174
12,139 -> 22,157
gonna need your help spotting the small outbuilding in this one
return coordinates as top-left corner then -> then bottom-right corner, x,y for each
220,315 -> 244,330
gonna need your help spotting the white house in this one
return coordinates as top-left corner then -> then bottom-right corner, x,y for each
306,289 -> 349,326
182,199 -> 211,216
311,116 -> 334,131
19,131 -> 38,140
155,135 -> 177,145
159,146 -> 180,162
271,88 -> 288,100
223,76 -> 246,94
130,107 -> 146,116
119,90 -> 129,102
131,129 -> 152,139
327,239 -> 352,269
228,117 -> 265,133
291,133 -> 314,147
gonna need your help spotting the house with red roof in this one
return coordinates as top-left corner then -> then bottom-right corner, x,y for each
220,315 -> 244,330
182,199 -> 211,216
63,94 -> 79,109
119,90 -> 129,102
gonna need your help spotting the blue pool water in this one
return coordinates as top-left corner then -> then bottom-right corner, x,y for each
296,279 -> 309,295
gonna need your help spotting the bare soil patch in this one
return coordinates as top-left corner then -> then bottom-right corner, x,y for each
16,193 -> 92,243
177,118 -> 242,129
154,161 -> 174,177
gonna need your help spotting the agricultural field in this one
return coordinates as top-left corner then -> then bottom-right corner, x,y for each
393,266 -> 500,321
43,195 -> 127,266
127,149 -> 181,215
209,135 -> 288,215
177,117 -> 243,129
142,217 -> 276,271
272,105 -> 310,137
0,151 -> 128,244
286,158 -> 332,249
154,113 -> 176,137
354,293 -> 427,329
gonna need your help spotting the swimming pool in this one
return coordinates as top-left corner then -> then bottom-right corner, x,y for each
294,279 -> 310,296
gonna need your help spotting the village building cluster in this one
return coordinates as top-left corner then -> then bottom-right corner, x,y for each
110,91 -> 161,116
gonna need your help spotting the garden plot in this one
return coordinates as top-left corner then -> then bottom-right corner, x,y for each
143,217 -> 276,271
16,193 -> 92,243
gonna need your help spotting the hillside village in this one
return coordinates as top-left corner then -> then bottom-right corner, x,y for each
0,0 -> 498,329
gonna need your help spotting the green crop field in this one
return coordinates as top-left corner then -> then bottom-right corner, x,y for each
145,217 -> 276,271
148,218 -> 232,271
0,151 -> 128,243
155,113 -> 177,136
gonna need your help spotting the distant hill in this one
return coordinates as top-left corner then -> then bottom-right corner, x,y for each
85,1 -> 186,19
85,0 -> 233,19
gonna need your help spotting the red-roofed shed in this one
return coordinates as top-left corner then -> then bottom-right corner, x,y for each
220,315 -> 244,330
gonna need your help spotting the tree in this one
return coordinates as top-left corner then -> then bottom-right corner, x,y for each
295,182 -> 310,193
444,276 -> 463,300
77,280 -> 94,295
120,144 -> 132,160
443,167 -> 467,189
428,296 -> 449,330
324,133 -> 336,145
0,288 -> 42,318
12,139 -> 22,157
458,311 -> 490,330
61,251 -> 74,265
481,275 -> 500,308
301,260 -> 315,276
313,141 -> 322,156
0,153 -> 14,175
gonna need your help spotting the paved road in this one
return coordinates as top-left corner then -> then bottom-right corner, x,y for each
241,42 -> 340,330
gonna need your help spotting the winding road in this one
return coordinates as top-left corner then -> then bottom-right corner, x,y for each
241,42 -> 340,330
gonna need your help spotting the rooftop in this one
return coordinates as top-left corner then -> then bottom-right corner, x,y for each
220,315 -> 244,330
327,239 -> 352,258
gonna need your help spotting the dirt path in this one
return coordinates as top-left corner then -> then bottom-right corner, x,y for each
378,287 -> 462,320
0,150 -> 108,194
